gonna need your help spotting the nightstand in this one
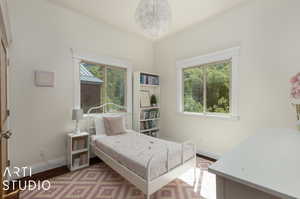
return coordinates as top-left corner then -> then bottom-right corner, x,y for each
67,132 -> 90,171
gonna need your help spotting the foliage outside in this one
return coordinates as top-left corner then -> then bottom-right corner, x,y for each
183,61 -> 231,114
82,63 -> 126,113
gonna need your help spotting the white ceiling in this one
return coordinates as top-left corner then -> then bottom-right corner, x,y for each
49,0 -> 248,40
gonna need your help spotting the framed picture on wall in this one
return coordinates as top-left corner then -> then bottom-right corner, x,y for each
34,70 -> 55,87
140,90 -> 150,107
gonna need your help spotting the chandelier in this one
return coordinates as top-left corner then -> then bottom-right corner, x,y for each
135,0 -> 172,38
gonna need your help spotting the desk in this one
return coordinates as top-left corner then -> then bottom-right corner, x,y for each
209,128 -> 300,199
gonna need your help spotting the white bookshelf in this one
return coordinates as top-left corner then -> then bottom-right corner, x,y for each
133,72 -> 160,137
67,132 -> 90,171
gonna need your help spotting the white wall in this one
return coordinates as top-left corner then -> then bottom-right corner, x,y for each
154,0 -> 300,157
8,0 -> 154,168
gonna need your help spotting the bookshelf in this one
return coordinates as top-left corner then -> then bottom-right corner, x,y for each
67,132 -> 89,171
133,72 -> 160,137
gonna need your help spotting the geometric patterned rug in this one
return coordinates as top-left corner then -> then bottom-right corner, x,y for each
20,157 -> 216,199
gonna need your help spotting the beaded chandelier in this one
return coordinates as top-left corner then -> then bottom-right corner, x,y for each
135,0 -> 172,38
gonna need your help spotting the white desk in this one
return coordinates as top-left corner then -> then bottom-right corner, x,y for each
209,128 -> 300,199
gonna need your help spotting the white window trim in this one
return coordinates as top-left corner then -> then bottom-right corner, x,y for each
71,50 -> 132,115
176,47 -> 240,120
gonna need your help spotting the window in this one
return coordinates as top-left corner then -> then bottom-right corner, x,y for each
177,47 -> 239,119
183,60 -> 231,113
80,62 -> 127,113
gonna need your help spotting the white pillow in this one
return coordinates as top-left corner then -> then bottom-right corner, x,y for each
94,113 -> 127,135
94,117 -> 105,135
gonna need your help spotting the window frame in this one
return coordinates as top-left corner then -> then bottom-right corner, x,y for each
72,51 -> 132,116
176,47 -> 240,120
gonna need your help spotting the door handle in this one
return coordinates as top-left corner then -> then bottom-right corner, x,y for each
1,130 -> 12,139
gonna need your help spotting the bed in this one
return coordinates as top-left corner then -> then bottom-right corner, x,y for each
87,103 -> 196,199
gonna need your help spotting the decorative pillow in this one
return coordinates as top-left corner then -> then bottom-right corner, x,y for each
94,117 -> 105,135
103,116 -> 126,136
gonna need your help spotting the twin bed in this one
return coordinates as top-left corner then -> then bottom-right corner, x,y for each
88,103 -> 196,199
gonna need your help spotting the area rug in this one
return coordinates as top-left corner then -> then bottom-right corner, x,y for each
20,157 -> 215,199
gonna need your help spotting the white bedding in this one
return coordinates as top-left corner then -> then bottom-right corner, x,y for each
93,131 -> 194,180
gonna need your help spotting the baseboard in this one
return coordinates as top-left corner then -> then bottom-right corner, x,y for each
9,156 -> 66,180
197,149 -> 221,160
31,157 -> 67,175
9,156 -> 103,181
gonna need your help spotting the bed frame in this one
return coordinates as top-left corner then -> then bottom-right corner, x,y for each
87,103 -> 197,199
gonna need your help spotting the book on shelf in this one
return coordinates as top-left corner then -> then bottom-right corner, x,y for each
72,140 -> 78,151
73,158 -> 80,167
140,74 -> 159,85
73,152 -> 88,167
79,139 -> 85,149
72,138 -> 86,151
79,153 -> 88,165
140,120 -> 158,130
140,91 -> 150,107
140,109 -> 160,120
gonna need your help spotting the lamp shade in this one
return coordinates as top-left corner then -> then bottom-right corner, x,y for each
72,109 -> 83,121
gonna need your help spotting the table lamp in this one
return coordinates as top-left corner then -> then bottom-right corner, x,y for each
72,109 -> 83,134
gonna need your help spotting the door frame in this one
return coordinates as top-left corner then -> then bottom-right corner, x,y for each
0,1 -> 11,198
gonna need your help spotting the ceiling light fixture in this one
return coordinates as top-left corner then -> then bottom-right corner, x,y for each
135,0 -> 172,38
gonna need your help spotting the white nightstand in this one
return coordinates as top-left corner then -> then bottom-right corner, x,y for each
67,132 -> 90,171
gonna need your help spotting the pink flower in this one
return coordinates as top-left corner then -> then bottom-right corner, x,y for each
290,73 -> 300,99
291,86 -> 300,99
290,75 -> 299,84
297,74 -> 300,80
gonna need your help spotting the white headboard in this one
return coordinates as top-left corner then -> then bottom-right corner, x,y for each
86,103 -> 132,135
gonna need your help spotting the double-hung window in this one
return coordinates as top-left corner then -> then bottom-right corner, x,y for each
177,47 -> 240,119
73,53 -> 132,115
80,62 -> 127,113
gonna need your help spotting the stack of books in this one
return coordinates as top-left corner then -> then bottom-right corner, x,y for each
140,120 -> 158,130
79,153 -> 88,165
140,74 -> 159,85
140,110 -> 160,120
72,138 -> 86,151
73,153 -> 88,167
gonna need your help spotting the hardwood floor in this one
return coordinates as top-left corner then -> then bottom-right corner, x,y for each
196,154 -> 217,162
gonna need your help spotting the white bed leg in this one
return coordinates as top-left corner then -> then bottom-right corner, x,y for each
146,194 -> 150,199
194,144 -> 197,182
194,162 -> 197,182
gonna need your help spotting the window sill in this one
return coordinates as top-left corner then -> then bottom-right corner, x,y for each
179,112 -> 240,121
83,112 -> 128,118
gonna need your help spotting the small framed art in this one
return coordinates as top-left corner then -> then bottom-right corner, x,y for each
34,70 -> 55,87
